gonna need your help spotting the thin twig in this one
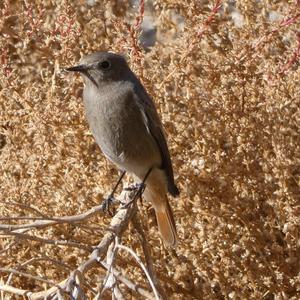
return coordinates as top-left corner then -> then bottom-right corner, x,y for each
116,244 -> 161,300
0,186 -> 159,300
0,201 -> 111,231
28,188 -> 139,300
1,230 -> 92,251
0,241 -> 17,255
97,237 -> 118,297
6,256 -> 71,286
112,284 -> 125,300
98,261 -> 154,300
0,268 -> 56,285
0,284 -> 33,297
132,214 -> 168,300
3,201 -> 47,218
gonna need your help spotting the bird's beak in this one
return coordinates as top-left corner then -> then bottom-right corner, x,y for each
65,64 -> 88,73
65,64 -> 99,88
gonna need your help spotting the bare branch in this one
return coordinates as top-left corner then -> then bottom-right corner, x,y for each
116,244 -> 161,300
1,230 -> 92,251
27,188 -> 138,300
98,261 -> 154,300
0,187 -> 163,300
6,256 -> 71,286
98,237 -> 119,296
0,241 -> 17,255
132,214 -> 168,300
0,202 -> 112,231
0,284 -> 33,298
112,284 -> 125,300
0,268 -> 56,285
3,201 -> 47,218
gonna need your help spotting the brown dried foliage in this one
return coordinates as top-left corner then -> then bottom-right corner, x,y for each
1,0 -> 300,299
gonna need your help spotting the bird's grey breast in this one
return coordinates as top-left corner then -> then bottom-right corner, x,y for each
83,81 -> 131,161
82,80 -> 159,171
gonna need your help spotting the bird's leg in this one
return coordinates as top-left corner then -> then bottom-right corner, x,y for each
123,167 -> 153,207
101,170 -> 126,213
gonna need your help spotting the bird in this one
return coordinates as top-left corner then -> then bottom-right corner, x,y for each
66,52 -> 179,247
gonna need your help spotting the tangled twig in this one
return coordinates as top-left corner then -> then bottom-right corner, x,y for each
0,187 -> 166,299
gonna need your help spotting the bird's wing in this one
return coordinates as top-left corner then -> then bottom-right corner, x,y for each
133,85 -> 179,197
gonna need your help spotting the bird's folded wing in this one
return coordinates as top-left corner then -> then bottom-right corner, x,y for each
132,88 -> 179,197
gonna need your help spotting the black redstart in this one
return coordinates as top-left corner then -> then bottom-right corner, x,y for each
66,52 -> 179,246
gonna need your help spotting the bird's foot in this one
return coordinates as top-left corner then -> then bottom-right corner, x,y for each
101,194 -> 118,216
124,182 -> 145,192
122,183 -> 146,208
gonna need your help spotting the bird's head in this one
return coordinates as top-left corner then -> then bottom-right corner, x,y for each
65,52 -> 130,88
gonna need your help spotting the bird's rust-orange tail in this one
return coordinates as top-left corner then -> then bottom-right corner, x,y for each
153,197 -> 177,247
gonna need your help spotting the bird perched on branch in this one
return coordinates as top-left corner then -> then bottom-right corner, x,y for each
66,52 -> 179,247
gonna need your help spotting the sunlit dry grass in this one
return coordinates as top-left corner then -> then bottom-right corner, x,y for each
0,0 -> 299,299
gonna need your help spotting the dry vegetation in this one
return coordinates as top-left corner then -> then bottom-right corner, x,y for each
1,0 -> 300,299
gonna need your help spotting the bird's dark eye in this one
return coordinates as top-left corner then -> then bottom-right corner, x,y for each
98,60 -> 111,70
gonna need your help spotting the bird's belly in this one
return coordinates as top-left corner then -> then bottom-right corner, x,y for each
116,144 -> 161,178
84,87 -> 162,178
88,113 -> 161,178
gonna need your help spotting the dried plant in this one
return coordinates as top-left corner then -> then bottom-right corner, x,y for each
0,0 -> 299,299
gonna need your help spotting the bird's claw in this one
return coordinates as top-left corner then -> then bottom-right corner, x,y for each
124,182 -> 145,193
122,183 -> 146,208
101,194 -> 118,216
